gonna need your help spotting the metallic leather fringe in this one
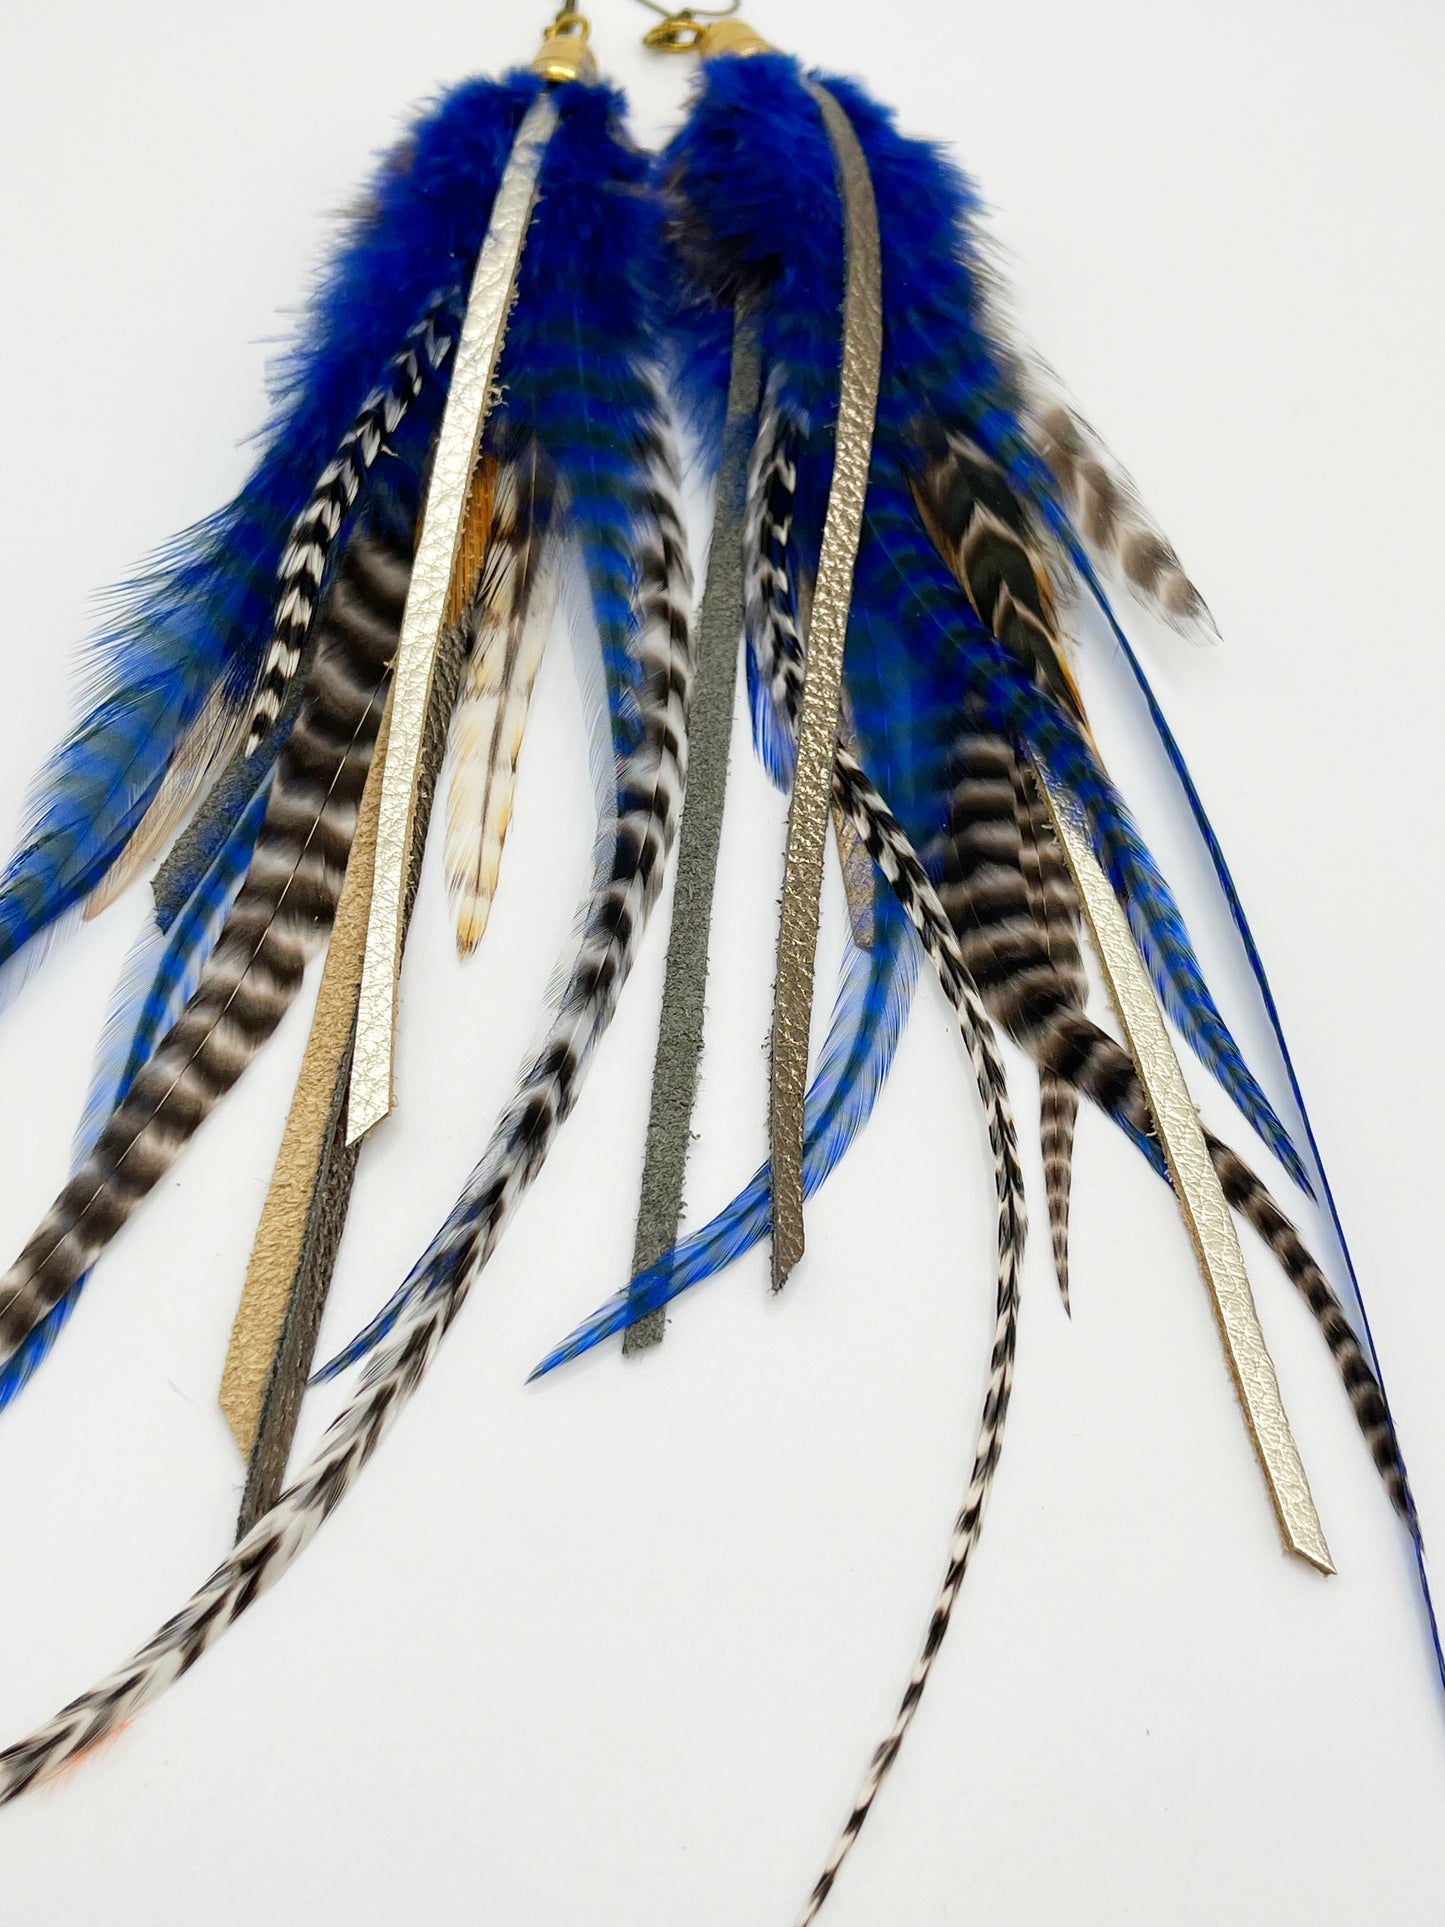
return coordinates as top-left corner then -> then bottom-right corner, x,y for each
349,90 -> 557,1145
1036,763 -> 1333,1574
222,618 -> 469,1534
769,83 -> 882,1289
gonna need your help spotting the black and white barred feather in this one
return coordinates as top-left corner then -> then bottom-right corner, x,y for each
795,744 -> 1026,1917
928,724 -> 1412,1524
0,424 -> 693,1803
1026,397 -> 1216,638
244,297 -> 458,754
1011,751 -> 1083,1308
742,374 -> 806,777
0,514 -> 412,1376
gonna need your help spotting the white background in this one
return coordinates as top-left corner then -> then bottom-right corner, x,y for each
1,1 -> 1442,1921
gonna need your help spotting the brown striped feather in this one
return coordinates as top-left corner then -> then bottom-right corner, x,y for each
0,516 -> 413,1370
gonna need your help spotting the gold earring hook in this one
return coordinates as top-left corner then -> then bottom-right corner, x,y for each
533,5 -> 598,81
634,0 -> 771,57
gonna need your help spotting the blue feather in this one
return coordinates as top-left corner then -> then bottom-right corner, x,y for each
10,741 -> 282,1418
590,53 -> 1298,1341
314,77 -> 689,1382
0,73 -> 549,985
73,768 -> 274,1160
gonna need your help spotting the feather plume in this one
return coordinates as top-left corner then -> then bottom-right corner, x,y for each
1011,751 -> 1081,1307
0,401 -> 693,1808
444,441 -> 558,955
1027,397 -> 1217,638
0,70 -> 700,1794
0,74 -> 550,987
742,372 -> 806,786
244,295 -> 460,754
0,508 -> 414,1385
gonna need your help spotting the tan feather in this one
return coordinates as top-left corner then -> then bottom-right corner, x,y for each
1029,399 -> 1218,639
444,447 -> 556,957
82,683 -> 250,918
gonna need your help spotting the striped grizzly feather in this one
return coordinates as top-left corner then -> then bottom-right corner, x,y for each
444,443 -> 558,956
912,423 -> 1084,720
928,723 -> 1411,1525
1028,398 -> 1216,638
741,376 -> 806,784
0,514 -> 411,1378
1011,752 -> 1083,1308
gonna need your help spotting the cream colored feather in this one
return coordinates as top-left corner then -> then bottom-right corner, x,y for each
444,447 -> 557,956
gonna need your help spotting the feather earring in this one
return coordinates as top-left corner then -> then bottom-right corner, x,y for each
0,7 -> 693,1790
518,13 -> 1436,1917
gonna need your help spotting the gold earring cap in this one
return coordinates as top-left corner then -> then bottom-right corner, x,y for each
697,17 -> 772,57
533,12 -> 598,82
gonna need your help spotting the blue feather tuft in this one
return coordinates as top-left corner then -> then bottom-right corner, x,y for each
0,73 -> 549,985
315,76 -> 691,1383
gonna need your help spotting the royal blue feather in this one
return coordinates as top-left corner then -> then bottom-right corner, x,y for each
73,769 -> 274,1160
315,75 -> 689,1382
0,73 -> 546,987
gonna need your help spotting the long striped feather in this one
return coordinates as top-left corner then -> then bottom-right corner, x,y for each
742,372 -> 806,787
245,295 -> 460,754
73,766 -> 275,1161
0,508 -> 414,1389
1011,750 -> 1081,1307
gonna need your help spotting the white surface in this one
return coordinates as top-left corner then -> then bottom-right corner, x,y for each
1,2 -> 1442,1921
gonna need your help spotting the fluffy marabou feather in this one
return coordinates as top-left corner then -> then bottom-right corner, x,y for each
444,441 -> 558,955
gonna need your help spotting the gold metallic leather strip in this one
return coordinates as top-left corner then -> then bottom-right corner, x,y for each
349,91 -> 557,1145
1036,763 -> 1333,1574
220,689 -> 395,1466
769,83 -> 882,1289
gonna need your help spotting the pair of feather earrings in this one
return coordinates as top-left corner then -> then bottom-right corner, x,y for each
0,4 -> 1433,1919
